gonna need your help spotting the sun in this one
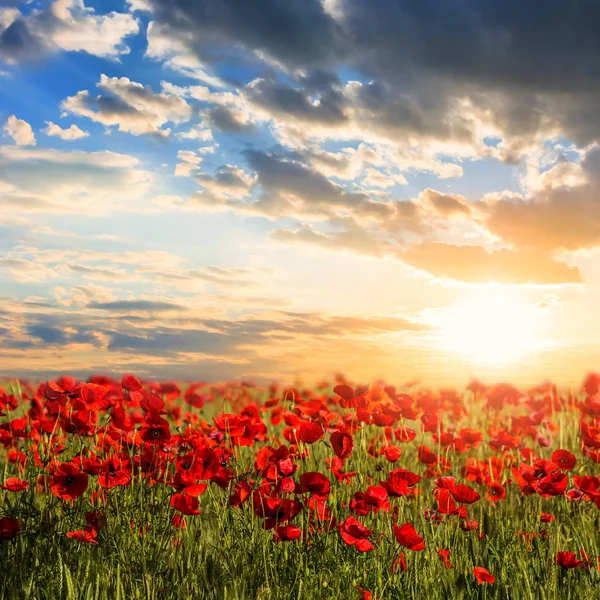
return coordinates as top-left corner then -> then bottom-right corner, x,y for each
432,287 -> 542,366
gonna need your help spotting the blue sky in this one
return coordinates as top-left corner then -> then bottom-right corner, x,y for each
1,0 -> 600,386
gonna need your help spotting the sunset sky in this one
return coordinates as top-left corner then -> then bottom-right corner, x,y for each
1,0 -> 600,386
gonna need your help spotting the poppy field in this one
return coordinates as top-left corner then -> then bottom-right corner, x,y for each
2,373 -> 600,599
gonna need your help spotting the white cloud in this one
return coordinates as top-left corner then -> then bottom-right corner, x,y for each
3,115 -> 36,146
0,0 -> 139,64
44,121 -> 89,140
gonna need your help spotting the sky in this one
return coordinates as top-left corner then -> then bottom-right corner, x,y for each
1,0 -> 600,387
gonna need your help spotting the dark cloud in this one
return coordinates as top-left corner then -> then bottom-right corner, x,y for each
144,0 -> 600,148
341,1 -> 600,93
144,0 -> 341,69
206,105 -> 254,133
245,149 -> 370,214
0,18 -> 44,62
25,323 -> 68,344
245,76 -> 347,124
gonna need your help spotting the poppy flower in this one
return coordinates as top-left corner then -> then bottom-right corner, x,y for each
473,567 -> 495,584
1,477 -> 29,492
170,493 -> 201,516
540,512 -> 555,523
383,446 -> 402,463
382,469 -> 421,498
556,552 -> 583,569
139,414 -> 171,444
393,523 -> 424,551
486,482 -> 506,502
330,430 -> 353,459
98,456 -> 132,489
417,445 -> 438,465
459,519 -> 479,531
350,486 -> 390,515
437,549 -> 454,569
66,526 -> 98,545
451,484 -> 480,504
252,493 -> 302,530
551,449 -> 576,471
338,516 -> 374,552
296,421 -> 324,444
273,525 -> 302,543
122,374 -> 143,392
0,517 -> 21,541
295,472 -> 331,500
390,553 -> 407,572
49,462 -> 88,501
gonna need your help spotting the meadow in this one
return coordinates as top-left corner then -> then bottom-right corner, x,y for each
1,373 -> 600,599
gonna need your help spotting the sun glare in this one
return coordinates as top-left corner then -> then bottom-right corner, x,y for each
433,287 -> 542,366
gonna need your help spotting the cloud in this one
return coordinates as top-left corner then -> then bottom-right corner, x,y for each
482,147 -> 600,252
196,165 -> 255,198
271,222 -> 386,257
0,145 -> 153,213
3,115 -> 36,145
143,0 -> 341,70
62,74 -> 192,136
142,0 -> 600,154
88,300 -> 183,312
362,168 -> 407,189
174,150 -> 203,177
44,121 -> 89,140
416,188 -> 471,217
399,243 -> 583,285
0,0 -> 139,64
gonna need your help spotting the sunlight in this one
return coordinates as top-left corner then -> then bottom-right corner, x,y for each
432,287 -> 542,366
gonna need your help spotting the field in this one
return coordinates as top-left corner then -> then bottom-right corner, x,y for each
2,373 -> 600,600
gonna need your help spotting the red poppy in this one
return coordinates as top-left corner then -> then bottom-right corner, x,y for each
437,549 -> 454,569
273,525 -> 302,542
486,482 -> 506,502
357,588 -> 373,600
66,526 -> 98,545
0,517 -> 21,541
296,421 -> 324,444
1,477 -> 29,492
49,462 -> 88,501
556,552 -> 583,569
393,523 -> 424,551
552,449 -> 576,471
390,553 -> 407,572
170,493 -> 201,516
338,516 -> 374,552
473,567 -> 495,584
98,456 -> 132,489
330,430 -> 353,459
451,483 -> 481,504
122,374 -> 143,392
417,445 -> 438,465
350,486 -> 390,515
383,446 -> 402,463
139,414 -> 171,444
295,472 -> 331,500
460,520 -> 479,531
540,512 -> 555,523
382,469 -> 421,498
